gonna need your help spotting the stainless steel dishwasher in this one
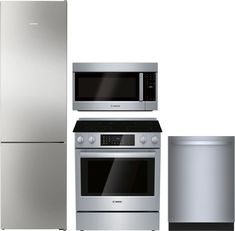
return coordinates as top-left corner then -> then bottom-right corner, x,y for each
169,136 -> 234,231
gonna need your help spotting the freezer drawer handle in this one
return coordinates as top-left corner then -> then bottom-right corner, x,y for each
173,140 -> 231,146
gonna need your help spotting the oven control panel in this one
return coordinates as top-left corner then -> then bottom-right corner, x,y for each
101,135 -> 135,146
75,133 -> 161,149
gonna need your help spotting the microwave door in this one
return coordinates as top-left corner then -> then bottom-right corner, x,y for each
73,72 -> 146,111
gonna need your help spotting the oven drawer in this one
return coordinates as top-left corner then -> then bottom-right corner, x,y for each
76,212 -> 159,230
75,149 -> 160,211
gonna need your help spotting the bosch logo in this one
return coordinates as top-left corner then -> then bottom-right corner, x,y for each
110,105 -> 120,108
112,200 -> 122,203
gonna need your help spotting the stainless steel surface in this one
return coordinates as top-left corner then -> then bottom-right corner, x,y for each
139,73 -> 143,101
75,132 -> 161,149
0,1 -> 67,142
1,143 -> 66,229
75,149 -> 160,211
169,136 -> 234,222
73,63 -> 158,111
76,212 -> 159,230
0,1 -> 67,229
74,101 -> 156,111
73,62 -> 158,72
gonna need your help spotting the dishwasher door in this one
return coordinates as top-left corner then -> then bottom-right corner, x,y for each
169,136 -> 234,223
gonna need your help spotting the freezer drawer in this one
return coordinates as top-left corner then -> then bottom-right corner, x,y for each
0,143 -> 66,229
169,136 -> 234,222
0,1 -> 67,142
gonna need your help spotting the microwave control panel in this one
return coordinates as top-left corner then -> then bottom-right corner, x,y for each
143,72 -> 156,101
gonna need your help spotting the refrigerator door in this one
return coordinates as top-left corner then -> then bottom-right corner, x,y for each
169,136 -> 234,222
0,143 -> 66,229
0,1 -> 67,142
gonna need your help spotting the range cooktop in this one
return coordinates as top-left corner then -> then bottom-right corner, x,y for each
73,119 -> 162,133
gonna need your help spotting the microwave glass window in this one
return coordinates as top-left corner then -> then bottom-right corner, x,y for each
81,158 -> 154,196
75,73 -> 139,101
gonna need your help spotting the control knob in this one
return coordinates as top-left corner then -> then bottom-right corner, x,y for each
151,136 -> 159,144
140,136 -> 147,144
77,136 -> 84,144
88,136 -> 96,144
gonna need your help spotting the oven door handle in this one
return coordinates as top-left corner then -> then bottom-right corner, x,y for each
79,151 -> 158,158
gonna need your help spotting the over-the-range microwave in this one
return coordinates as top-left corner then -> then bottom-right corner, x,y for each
73,63 -> 158,111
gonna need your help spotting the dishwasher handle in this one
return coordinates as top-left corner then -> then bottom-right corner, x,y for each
173,140 -> 231,146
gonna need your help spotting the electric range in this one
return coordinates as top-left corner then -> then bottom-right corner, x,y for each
73,118 -> 162,230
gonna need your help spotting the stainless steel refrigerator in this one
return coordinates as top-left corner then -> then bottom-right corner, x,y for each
0,1 -> 67,229
169,136 -> 234,231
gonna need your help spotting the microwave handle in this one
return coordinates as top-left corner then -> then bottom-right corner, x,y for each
139,73 -> 143,101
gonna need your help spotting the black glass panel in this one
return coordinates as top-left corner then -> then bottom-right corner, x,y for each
169,223 -> 234,231
75,72 -> 139,101
73,120 -> 162,133
81,158 -> 154,196
101,135 -> 135,146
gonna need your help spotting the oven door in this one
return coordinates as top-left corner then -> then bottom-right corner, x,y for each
75,149 -> 160,211
73,72 -> 145,111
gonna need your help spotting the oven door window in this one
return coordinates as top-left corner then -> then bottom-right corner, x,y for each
81,158 -> 154,196
75,72 -> 139,101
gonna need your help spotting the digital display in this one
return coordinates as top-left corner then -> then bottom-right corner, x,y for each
101,135 -> 135,146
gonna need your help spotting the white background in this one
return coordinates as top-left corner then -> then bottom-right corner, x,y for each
68,0 -> 235,230
4,0 -> 235,230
